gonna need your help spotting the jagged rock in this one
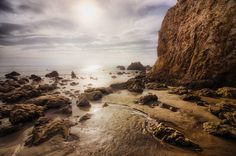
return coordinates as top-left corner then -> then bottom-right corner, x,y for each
203,122 -> 236,139
9,104 -> 44,125
127,62 -> 146,71
146,82 -> 168,90
216,87 -> 236,99
196,88 -> 219,98
83,91 -> 103,101
136,94 -> 158,105
70,82 -> 79,86
30,74 -> 42,82
0,118 -> 21,137
71,71 -> 77,79
45,71 -> 59,78
17,78 -> 29,85
0,84 -> 15,93
5,71 -> 20,80
84,87 -> 112,95
0,105 -> 12,119
38,84 -> 57,92
181,94 -> 201,102
116,65 -> 125,70
126,76 -> 145,93
76,95 -> 91,107
58,105 -> 72,115
145,65 -> 152,71
25,95 -> 71,110
79,113 -> 92,122
102,103 -> 109,107
209,102 -> 236,126
110,82 -> 127,90
150,0 -> 236,88
145,120 -> 202,151
25,117 -> 74,146
168,87 -> 190,95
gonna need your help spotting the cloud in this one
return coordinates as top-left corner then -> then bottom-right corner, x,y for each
0,0 -> 14,13
0,23 -> 23,37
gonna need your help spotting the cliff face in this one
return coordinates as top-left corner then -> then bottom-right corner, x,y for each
150,0 -> 236,88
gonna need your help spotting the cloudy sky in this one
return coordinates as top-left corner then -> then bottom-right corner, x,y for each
0,0 -> 176,67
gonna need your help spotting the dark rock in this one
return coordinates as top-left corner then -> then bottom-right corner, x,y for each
102,103 -> 109,107
38,84 -> 57,92
117,72 -> 124,75
0,118 -> 21,137
79,113 -> 92,122
136,94 -> 158,105
168,87 -> 189,95
146,82 -> 168,90
71,71 -> 77,79
45,71 -> 59,78
25,117 -> 74,146
76,95 -> 91,107
216,87 -> 236,99
84,87 -> 112,95
111,75 -> 117,79
127,62 -> 146,71
70,82 -> 79,86
58,105 -> 72,115
110,82 -> 127,90
83,91 -> 103,101
30,75 -> 42,82
203,122 -> 236,139
9,104 -> 44,125
5,71 -> 20,79
0,104 -> 12,119
126,77 -> 145,93
182,94 -> 201,102
145,65 -> 152,71
196,88 -> 219,98
17,78 -> 29,85
145,121 -> 202,151
116,65 -> 125,70
149,0 -> 236,88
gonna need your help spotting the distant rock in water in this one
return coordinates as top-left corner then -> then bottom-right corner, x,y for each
127,62 -> 146,71
150,0 -> 236,88
30,74 -> 42,82
71,71 -> 77,79
5,71 -> 20,80
116,65 -> 125,70
45,71 -> 59,78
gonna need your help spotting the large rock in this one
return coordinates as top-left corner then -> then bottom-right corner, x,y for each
0,104 -> 12,119
146,82 -> 168,90
29,74 -> 42,82
127,62 -> 146,71
136,94 -> 158,105
5,71 -> 20,80
216,87 -> 236,99
0,118 -> 20,137
9,104 -> 44,125
76,95 -> 91,107
25,117 -> 74,146
45,71 -> 59,78
150,0 -> 236,88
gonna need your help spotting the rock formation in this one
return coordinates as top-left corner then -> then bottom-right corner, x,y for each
150,0 -> 236,88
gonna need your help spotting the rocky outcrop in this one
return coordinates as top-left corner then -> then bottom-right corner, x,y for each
45,71 -> 59,78
150,0 -> 236,88
127,62 -> 146,71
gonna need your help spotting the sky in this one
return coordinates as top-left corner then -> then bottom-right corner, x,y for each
0,0 -> 176,67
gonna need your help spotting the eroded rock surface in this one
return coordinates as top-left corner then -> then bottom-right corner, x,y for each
127,62 -> 146,71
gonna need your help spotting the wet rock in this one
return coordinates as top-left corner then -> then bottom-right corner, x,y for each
79,113 -> 92,122
136,94 -> 158,105
17,78 -> 29,85
5,71 -> 20,79
216,87 -> 236,99
38,84 -> 57,92
145,65 -> 152,71
71,71 -> 77,79
0,104 -> 12,119
127,62 -> 146,71
126,77 -> 145,93
84,87 -> 112,95
203,122 -> 236,139
181,94 -> 206,106
102,103 -> 109,107
58,105 -> 72,115
209,102 -> 236,126
30,74 -> 42,82
145,121 -> 202,151
168,87 -> 189,95
25,117 -> 74,146
116,65 -> 125,70
9,104 -> 44,125
146,82 -> 168,90
25,95 -> 71,110
83,91 -> 103,101
111,75 -> 117,79
45,71 -> 59,78
76,95 -> 91,107
0,118 -> 21,137
0,84 -> 15,93
70,82 -> 79,86
110,82 -> 127,90
117,72 -> 124,75
195,88 -> 219,98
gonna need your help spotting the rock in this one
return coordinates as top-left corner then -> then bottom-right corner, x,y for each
203,122 -> 236,139
110,82 -> 127,90
0,104 -> 12,119
127,62 -> 146,71
116,65 -> 125,70
102,103 -> 109,107
216,87 -> 236,99
126,76 -> 145,93
71,71 -> 77,79
38,84 -> 57,92
145,121 -> 202,151
76,95 -> 91,107
5,71 -> 20,79
145,65 -> 152,71
168,87 -> 189,95
209,102 -> 236,126
149,0 -> 236,88
25,117 -> 74,146
136,94 -> 158,105
117,72 -> 123,75
17,78 -> 29,85
195,88 -> 219,98
30,74 -> 42,82
58,105 -> 72,115
79,113 -> 92,122
111,75 -> 117,79
83,91 -> 103,101
0,84 -> 15,93
181,94 -> 201,102
25,95 -> 71,110
70,82 -> 79,86
9,104 -> 44,125
45,71 -> 59,78
146,82 -> 168,90
84,87 -> 112,95
0,118 -> 21,137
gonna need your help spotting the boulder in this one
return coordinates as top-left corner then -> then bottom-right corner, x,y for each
83,91 -> 103,101
216,87 -> 236,99
127,62 -> 146,71
0,118 -> 20,137
70,82 -> 79,86
84,87 -> 112,95
17,78 -> 29,85
195,88 -> 219,98
0,104 -> 12,119
203,122 -> 236,139
149,0 -> 236,88
136,94 -> 158,105
126,76 -> 145,93
5,71 -> 20,79
116,65 -> 125,70
45,71 -> 59,78
71,71 -> 77,79
30,74 -> 42,82
110,82 -> 127,90
168,87 -> 189,95
76,95 -> 91,107
9,104 -> 44,125
25,117 -> 74,146
146,82 -> 168,90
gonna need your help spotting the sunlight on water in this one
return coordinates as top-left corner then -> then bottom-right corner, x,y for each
81,65 -> 102,73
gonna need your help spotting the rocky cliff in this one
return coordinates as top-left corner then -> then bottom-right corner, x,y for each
150,0 -> 236,88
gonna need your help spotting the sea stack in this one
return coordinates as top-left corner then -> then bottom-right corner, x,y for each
150,0 -> 236,88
